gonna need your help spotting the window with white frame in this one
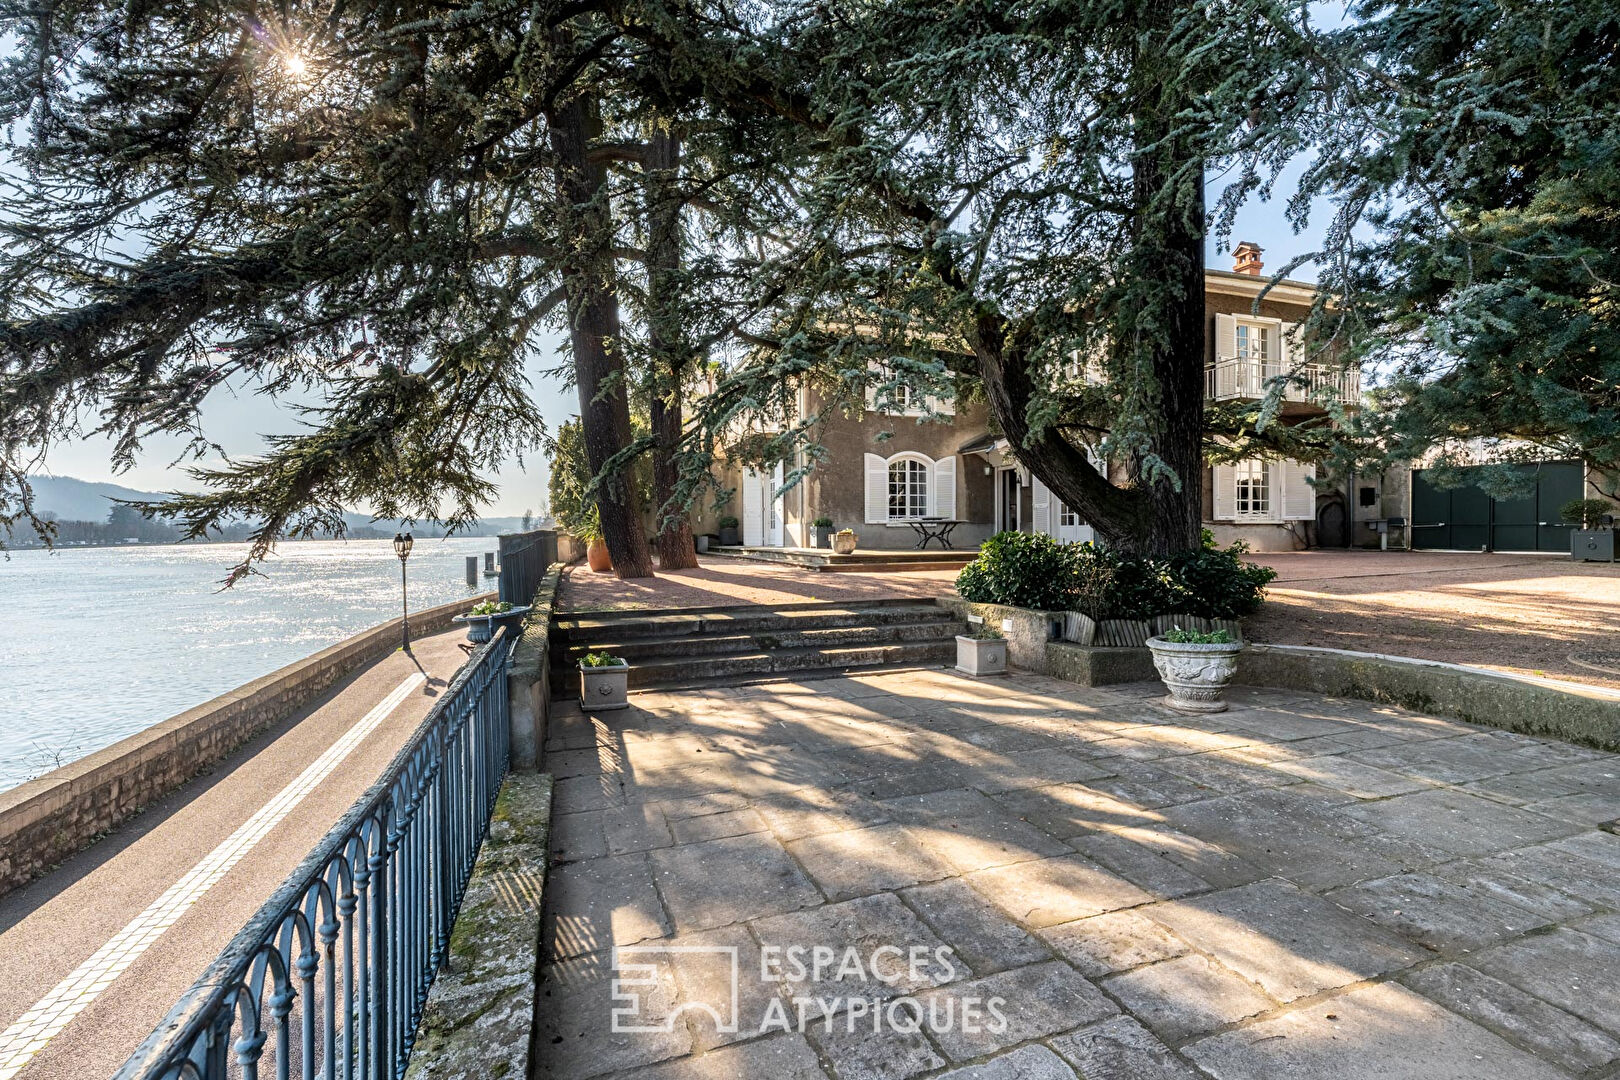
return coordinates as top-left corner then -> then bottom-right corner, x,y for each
1234,322 -> 1272,361
888,458 -> 930,519
1059,504 -> 1079,528
1234,460 -> 1271,517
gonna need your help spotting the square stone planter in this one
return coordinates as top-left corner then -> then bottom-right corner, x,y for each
956,635 -> 1008,677
579,661 -> 629,711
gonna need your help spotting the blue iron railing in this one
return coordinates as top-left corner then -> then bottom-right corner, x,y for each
113,628 -> 513,1080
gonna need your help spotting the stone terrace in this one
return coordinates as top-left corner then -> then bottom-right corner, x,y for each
535,670 -> 1620,1080
557,557 -> 958,613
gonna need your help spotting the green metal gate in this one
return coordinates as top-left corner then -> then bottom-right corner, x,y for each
1410,461 -> 1585,551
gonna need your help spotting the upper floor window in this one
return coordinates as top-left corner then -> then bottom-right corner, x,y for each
1234,323 -> 1272,362
888,458 -> 929,519
1234,460 -> 1271,517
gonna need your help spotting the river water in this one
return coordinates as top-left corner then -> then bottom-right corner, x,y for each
0,537 -> 498,791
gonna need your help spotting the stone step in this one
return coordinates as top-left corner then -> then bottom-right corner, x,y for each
556,620 -> 962,664
551,639 -> 957,695
554,602 -> 957,644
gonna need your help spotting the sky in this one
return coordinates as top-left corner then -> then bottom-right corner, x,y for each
33,166 -> 1333,518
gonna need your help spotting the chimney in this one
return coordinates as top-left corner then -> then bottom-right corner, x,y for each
1232,241 -> 1264,276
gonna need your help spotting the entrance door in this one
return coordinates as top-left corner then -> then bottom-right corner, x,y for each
997,468 -> 1020,533
1410,461 -> 1586,552
1055,500 -> 1094,544
741,466 -> 784,547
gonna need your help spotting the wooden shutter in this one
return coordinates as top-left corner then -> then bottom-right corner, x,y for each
1031,476 -> 1051,536
865,453 -> 889,523
932,456 -> 957,519
742,470 -> 764,545
1282,460 -> 1316,520
1215,313 -> 1237,361
1212,465 -> 1236,520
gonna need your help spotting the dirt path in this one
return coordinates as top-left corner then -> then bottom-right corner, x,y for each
1245,551 -> 1620,689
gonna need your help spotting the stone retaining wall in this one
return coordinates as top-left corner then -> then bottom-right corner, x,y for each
403,772 -> 552,1080
1238,644 -> 1620,752
507,564 -> 563,771
936,597 -> 1062,673
0,593 -> 491,898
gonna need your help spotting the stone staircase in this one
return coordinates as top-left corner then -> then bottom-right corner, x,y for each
549,599 -> 966,694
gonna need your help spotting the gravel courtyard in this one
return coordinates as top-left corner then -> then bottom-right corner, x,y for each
534,669 -> 1620,1079
1247,551 -> 1620,689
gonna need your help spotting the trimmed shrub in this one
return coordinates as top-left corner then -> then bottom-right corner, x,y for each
1166,543 -> 1278,618
955,531 -> 1081,611
1100,550 -> 1177,620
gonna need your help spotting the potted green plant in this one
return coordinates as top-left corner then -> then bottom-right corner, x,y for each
1146,627 -> 1244,713
811,516 -> 836,549
832,528 -> 858,554
1563,498 -> 1616,562
452,599 -> 532,643
717,515 -> 741,546
955,623 -> 1008,676
578,651 -> 630,711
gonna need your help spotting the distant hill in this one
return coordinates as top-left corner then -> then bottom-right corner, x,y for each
23,475 -> 543,537
24,475 -> 164,522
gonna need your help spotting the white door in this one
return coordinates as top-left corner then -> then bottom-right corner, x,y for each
1055,501 -> 1094,544
768,462 -> 784,547
742,467 -> 784,547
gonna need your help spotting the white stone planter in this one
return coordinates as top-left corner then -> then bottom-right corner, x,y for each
955,635 -> 1008,677
578,660 -> 630,711
1146,636 -> 1244,713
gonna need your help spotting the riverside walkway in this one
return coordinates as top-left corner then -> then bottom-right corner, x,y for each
0,627 -> 471,1080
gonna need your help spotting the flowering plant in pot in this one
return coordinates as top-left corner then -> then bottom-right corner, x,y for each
955,623 -> 1007,677
452,599 -> 532,643
811,516 -> 835,549
578,651 -> 630,711
717,515 -> 741,546
1146,628 -> 1244,713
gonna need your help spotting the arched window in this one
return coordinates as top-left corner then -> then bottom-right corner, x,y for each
888,458 -> 930,519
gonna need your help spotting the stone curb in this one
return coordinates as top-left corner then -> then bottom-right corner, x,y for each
0,592 -> 492,898
404,772 -> 553,1080
1238,643 -> 1620,751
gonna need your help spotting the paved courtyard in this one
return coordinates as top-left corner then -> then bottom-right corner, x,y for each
534,669 -> 1620,1079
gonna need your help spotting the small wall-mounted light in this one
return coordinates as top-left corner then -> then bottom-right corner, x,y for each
984,465 -> 993,476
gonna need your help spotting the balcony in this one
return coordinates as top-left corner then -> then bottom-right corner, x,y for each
1205,357 -> 1360,406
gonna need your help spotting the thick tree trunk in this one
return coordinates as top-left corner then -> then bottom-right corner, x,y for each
968,21 -> 1204,559
549,93 -> 654,579
646,128 -> 699,570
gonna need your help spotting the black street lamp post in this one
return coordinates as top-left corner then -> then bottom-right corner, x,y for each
394,532 -> 414,653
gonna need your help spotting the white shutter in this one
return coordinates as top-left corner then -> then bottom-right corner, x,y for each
742,470 -> 764,545
926,388 -> 955,418
865,453 -> 889,524
933,456 -> 957,519
1212,465 -> 1236,520
1282,460 -> 1316,520
1031,476 -> 1051,536
1086,445 -> 1107,479
1215,313 -> 1237,361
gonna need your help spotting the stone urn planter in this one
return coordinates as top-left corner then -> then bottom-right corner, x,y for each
1146,635 -> 1244,713
586,536 -> 613,573
578,656 -> 630,711
955,634 -> 1007,677
452,603 -> 532,643
832,529 -> 858,555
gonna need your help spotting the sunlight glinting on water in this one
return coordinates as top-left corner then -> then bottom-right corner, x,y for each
0,537 -> 495,789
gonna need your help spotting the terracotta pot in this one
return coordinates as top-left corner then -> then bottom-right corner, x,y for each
586,536 -> 613,573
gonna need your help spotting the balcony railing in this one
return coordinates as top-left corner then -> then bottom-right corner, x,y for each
114,627 -> 513,1080
1205,357 -> 1360,404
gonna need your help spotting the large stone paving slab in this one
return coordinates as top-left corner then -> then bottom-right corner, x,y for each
1183,982 -> 1573,1080
537,669 -> 1620,1079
